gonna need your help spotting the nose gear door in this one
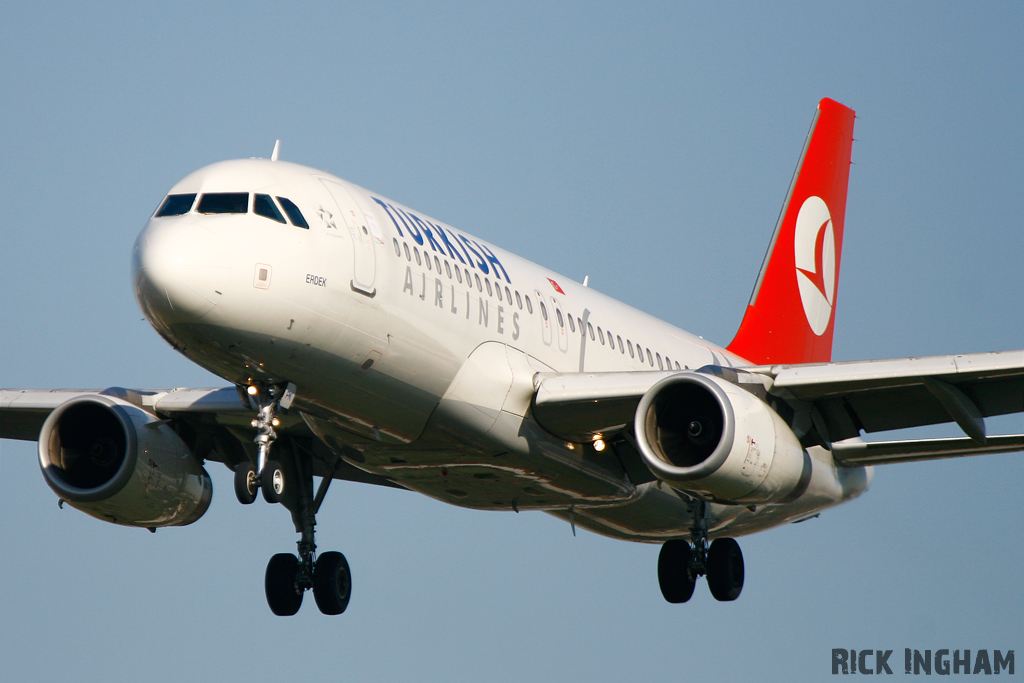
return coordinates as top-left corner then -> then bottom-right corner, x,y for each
321,179 -> 377,296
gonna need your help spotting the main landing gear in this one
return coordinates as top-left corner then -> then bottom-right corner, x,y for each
658,498 -> 744,603
234,382 -> 352,616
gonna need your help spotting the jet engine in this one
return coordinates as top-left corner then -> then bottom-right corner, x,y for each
634,373 -> 810,504
38,394 -> 212,527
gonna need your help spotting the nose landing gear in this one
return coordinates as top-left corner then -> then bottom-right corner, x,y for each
233,382 -> 295,505
657,498 -> 744,603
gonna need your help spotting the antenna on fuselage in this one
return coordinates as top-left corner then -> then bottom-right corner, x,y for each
271,140 -> 280,161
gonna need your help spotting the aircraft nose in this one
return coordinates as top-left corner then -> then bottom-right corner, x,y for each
133,219 -> 230,324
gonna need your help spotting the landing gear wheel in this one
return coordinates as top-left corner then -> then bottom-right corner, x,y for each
658,539 -> 696,603
233,462 -> 258,504
261,460 -> 285,503
707,538 -> 744,601
265,553 -> 303,616
313,551 -> 352,615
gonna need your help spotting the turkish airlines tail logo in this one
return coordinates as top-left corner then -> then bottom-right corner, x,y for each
793,196 -> 836,336
727,98 -> 855,366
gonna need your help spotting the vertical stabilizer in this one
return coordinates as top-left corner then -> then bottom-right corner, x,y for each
727,98 -> 855,365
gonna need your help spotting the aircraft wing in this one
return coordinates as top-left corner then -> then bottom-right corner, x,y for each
532,349 -> 1024,464
0,387 -> 251,440
0,387 -> 404,489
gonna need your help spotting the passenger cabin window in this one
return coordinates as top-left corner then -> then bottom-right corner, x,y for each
155,193 -> 196,217
277,197 -> 309,228
254,194 -> 286,224
197,192 -> 248,214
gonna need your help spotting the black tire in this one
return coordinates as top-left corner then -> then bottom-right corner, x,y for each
658,539 -> 696,603
261,460 -> 285,504
313,551 -> 352,615
233,462 -> 258,504
265,553 -> 303,616
707,538 -> 744,601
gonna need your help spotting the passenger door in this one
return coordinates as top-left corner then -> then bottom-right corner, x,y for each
320,179 -> 376,296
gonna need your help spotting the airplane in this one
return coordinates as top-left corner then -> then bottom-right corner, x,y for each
2,98 -> 1021,616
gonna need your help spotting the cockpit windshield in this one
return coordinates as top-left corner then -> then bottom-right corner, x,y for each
277,197 -> 309,228
155,193 -> 196,217
254,194 -> 286,224
153,190 -> 309,229
197,193 -> 249,214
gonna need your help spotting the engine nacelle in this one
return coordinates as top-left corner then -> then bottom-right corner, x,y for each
38,394 -> 212,527
634,373 -> 810,504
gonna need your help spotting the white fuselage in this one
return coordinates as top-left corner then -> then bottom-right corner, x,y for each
132,158 -> 870,543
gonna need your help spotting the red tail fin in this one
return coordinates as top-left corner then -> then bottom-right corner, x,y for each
727,98 -> 856,366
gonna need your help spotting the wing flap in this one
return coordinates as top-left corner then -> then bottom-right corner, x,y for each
832,434 -> 1024,466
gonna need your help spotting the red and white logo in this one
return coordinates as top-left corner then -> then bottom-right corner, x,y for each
547,278 -> 565,295
793,196 -> 836,336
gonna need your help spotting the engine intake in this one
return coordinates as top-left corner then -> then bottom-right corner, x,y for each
634,373 -> 810,504
38,394 -> 212,527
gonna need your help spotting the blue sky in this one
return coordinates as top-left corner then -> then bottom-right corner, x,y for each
1,2 -> 1021,681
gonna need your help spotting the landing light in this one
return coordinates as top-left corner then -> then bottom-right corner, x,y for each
271,418 -> 281,427
247,385 -> 259,396
593,439 -> 606,452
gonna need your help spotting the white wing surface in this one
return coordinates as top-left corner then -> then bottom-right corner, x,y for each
532,350 -> 1024,464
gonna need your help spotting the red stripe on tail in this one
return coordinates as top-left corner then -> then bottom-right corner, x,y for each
727,98 -> 856,365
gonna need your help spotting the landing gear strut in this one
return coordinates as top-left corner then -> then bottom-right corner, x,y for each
260,446 -> 352,616
658,498 -> 744,603
234,382 -> 353,616
234,382 -> 295,505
